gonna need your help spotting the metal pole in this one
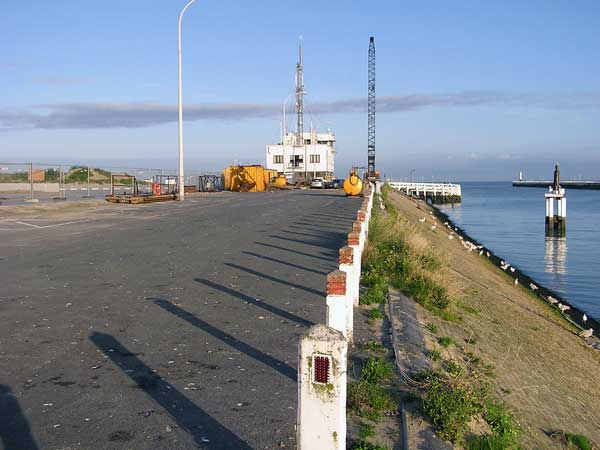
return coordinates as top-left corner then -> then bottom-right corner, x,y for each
87,166 -> 91,197
29,163 -> 34,201
178,0 -> 198,201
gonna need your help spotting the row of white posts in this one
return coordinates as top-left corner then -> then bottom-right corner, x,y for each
297,182 -> 377,450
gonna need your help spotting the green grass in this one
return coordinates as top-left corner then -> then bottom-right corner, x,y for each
565,433 -> 591,450
349,440 -> 389,450
360,357 -> 393,384
360,341 -> 386,354
438,336 -> 455,347
357,422 -> 375,440
427,349 -> 442,361
422,370 -> 488,444
363,192 -> 452,317
348,380 -> 396,421
467,434 -> 517,450
368,308 -> 384,322
426,322 -> 439,334
458,301 -> 481,314
444,359 -> 463,377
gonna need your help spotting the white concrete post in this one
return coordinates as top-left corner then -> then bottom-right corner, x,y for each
297,324 -> 348,450
560,197 -> 566,218
326,270 -> 348,338
548,197 -> 554,218
338,246 -> 355,342
348,231 -> 361,307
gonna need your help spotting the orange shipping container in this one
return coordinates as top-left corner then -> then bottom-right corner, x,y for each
222,165 -> 272,192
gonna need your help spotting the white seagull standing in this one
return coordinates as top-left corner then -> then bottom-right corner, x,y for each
579,328 -> 594,339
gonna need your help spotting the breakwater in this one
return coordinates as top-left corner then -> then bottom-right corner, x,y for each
513,180 -> 600,190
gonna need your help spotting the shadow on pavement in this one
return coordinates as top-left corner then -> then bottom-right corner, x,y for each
241,251 -> 328,276
254,242 -> 333,261
90,332 -> 252,450
194,278 -> 313,327
0,385 -> 39,450
152,298 -> 296,382
225,262 -> 323,297
268,234 -> 340,250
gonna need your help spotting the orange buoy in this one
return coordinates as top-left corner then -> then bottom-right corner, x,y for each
343,173 -> 363,196
274,175 -> 287,187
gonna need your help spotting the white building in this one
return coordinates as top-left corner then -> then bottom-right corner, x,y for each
266,129 -> 336,182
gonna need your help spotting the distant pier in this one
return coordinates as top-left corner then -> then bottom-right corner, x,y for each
389,182 -> 461,204
513,180 -> 600,190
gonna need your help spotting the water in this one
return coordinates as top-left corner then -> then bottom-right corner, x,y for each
437,182 -> 600,320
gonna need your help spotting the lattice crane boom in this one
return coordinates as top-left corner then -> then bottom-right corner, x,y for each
367,36 -> 376,178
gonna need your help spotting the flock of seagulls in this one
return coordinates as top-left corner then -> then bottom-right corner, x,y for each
415,204 -> 596,344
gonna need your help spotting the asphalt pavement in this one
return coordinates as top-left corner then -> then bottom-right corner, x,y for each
0,190 -> 360,450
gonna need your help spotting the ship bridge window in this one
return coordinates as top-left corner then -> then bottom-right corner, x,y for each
309,154 -> 320,163
273,155 -> 283,164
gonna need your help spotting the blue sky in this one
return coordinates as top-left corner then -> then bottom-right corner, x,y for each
2,0 -> 600,180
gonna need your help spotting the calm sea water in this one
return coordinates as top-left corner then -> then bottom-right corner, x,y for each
437,182 -> 600,320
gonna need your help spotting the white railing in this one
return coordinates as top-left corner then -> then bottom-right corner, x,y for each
388,181 -> 461,197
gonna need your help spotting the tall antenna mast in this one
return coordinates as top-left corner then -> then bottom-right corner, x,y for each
367,36 -> 376,178
295,41 -> 304,145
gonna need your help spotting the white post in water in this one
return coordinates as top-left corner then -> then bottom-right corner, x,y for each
545,163 -> 566,236
297,324 -> 347,450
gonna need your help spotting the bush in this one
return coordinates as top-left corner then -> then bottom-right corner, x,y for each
422,372 -> 487,443
428,349 -> 442,361
484,401 -> 520,448
357,422 -> 375,440
360,284 -> 387,305
368,308 -> 384,322
467,434 -> 515,450
348,381 -> 396,421
438,336 -> 455,347
565,433 -> 591,450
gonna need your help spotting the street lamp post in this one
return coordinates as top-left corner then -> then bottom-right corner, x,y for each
177,0 -> 198,201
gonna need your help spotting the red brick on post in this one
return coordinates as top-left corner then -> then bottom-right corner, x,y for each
339,246 -> 354,265
357,210 -> 366,222
327,270 -> 347,296
352,221 -> 362,234
348,231 -> 360,246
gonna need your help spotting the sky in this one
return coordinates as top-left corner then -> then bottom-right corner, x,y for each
2,0 -> 600,181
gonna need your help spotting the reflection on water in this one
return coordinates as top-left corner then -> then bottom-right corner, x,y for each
544,237 -> 567,278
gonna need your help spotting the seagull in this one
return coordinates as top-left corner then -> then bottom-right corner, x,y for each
529,283 -> 538,291
547,296 -> 558,304
431,225 -> 436,231
510,267 -> 516,273
419,217 -> 426,223
448,235 -> 454,240
479,250 -> 484,255
514,278 -> 519,285
579,328 -> 594,339
583,314 -> 588,323
558,303 -> 570,313
486,252 -> 491,258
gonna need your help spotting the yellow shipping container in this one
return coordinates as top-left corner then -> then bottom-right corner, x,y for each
222,165 -> 274,192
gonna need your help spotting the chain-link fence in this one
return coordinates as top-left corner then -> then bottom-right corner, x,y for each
0,162 -> 215,205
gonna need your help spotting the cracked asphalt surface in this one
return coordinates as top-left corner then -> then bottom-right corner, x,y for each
0,190 -> 360,450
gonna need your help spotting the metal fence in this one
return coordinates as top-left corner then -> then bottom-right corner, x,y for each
0,162 -> 219,205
